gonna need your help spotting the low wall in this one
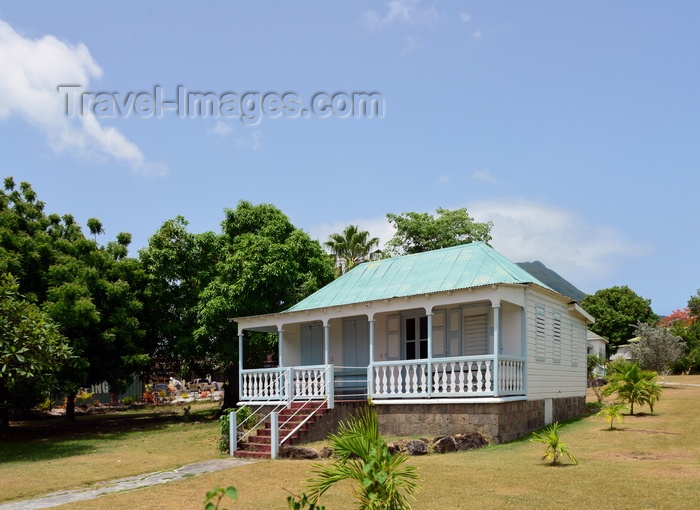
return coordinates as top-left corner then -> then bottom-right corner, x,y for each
374,396 -> 585,443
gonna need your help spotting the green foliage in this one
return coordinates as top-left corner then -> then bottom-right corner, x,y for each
121,396 -> 135,406
602,360 -> 662,415
204,486 -> 237,510
1,178 -> 149,422
75,390 -> 94,404
587,353 -> 605,379
385,207 -> 492,256
217,406 -> 253,452
287,493 -> 325,509
629,322 -> 685,373
306,407 -> 419,509
530,422 -> 578,466
596,402 -> 628,430
0,273 -> 72,428
581,286 -> 658,351
324,225 -> 379,274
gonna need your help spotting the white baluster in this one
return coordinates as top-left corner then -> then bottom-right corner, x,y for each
474,361 -> 482,393
457,362 -> 464,393
485,360 -> 492,392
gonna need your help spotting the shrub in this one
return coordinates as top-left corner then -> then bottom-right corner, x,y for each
121,396 -> 135,406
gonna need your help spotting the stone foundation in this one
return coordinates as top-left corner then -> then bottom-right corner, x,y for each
251,396 -> 585,445
374,396 -> 585,443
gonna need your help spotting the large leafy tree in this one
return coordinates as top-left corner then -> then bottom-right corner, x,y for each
144,202 -> 335,409
629,322 -> 685,374
324,225 -> 379,274
385,207 -> 492,256
662,292 -> 700,373
0,273 -> 72,429
581,286 -> 658,351
1,178 -> 148,421
139,217 -> 218,376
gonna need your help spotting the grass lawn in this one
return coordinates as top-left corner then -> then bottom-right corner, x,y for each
0,402 -> 224,503
4,376 -> 700,509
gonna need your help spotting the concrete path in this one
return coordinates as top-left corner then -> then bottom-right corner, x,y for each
0,458 -> 252,510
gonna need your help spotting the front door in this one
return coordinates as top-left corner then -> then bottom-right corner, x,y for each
404,315 -> 428,359
300,323 -> 323,366
341,317 -> 369,398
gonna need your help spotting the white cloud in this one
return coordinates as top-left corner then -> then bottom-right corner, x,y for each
235,129 -> 262,151
365,0 -> 439,30
471,169 -> 497,184
469,199 -> 647,284
210,120 -> 233,137
459,12 -> 471,23
403,36 -> 424,54
0,20 -> 166,176
472,30 -> 482,40
437,174 -> 451,184
312,200 -> 646,291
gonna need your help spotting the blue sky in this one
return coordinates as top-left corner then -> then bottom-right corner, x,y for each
0,2 -> 698,315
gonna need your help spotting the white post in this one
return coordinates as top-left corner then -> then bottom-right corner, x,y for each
278,328 -> 284,369
238,332 -> 244,401
427,313 -> 433,395
327,365 -> 335,409
493,304 -> 501,397
270,411 -> 279,459
286,367 -> 294,408
323,323 -> 330,365
229,410 -> 237,456
368,318 -> 375,398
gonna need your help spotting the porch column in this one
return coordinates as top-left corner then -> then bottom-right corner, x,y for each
323,322 -> 330,365
492,303 -> 501,397
238,331 -> 244,401
278,328 -> 284,368
368,318 -> 375,397
427,313 -> 433,395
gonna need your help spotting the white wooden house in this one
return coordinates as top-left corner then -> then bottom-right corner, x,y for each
235,243 -> 593,444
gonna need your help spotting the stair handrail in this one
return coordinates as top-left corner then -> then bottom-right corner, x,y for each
279,364 -> 333,446
237,368 -> 288,444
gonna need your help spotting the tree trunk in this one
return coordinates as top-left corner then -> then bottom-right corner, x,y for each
222,364 -> 239,411
0,378 -> 10,430
65,393 -> 76,422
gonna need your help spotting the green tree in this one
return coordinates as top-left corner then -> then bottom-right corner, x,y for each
530,422 -> 578,466
663,294 -> 700,374
306,407 -> 418,509
1,178 -> 147,421
596,402 -> 627,430
602,360 -> 662,415
139,217 -> 218,377
86,217 -> 104,242
581,286 -> 658,351
192,202 -> 334,409
385,207 -> 492,256
629,322 -> 685,374
0,273 -> 72,429
324,225 -> 380,274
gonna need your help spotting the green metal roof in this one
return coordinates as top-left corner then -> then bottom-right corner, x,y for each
287,242 -> 550,312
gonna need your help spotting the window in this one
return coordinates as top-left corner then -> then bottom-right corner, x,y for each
405,316 -> 428,359
535,304 -> 546,361
463,313 -> 488,356
553,313 -> 562,363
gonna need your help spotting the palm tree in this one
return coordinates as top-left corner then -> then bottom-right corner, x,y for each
86,217 -> 104,242
602,360 -> 662,415
324,225 -> 380,274
306,407 -> 418,509
596,402 -> 628,430
530,422 -> 578,466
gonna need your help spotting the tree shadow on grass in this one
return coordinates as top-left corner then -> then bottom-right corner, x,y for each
0,406 -> 218,464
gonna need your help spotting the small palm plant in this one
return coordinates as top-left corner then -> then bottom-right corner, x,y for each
596,402 -> 628,430
603,360 -> 662,415
530,422 -> 578,466
306,407 -> 419,509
